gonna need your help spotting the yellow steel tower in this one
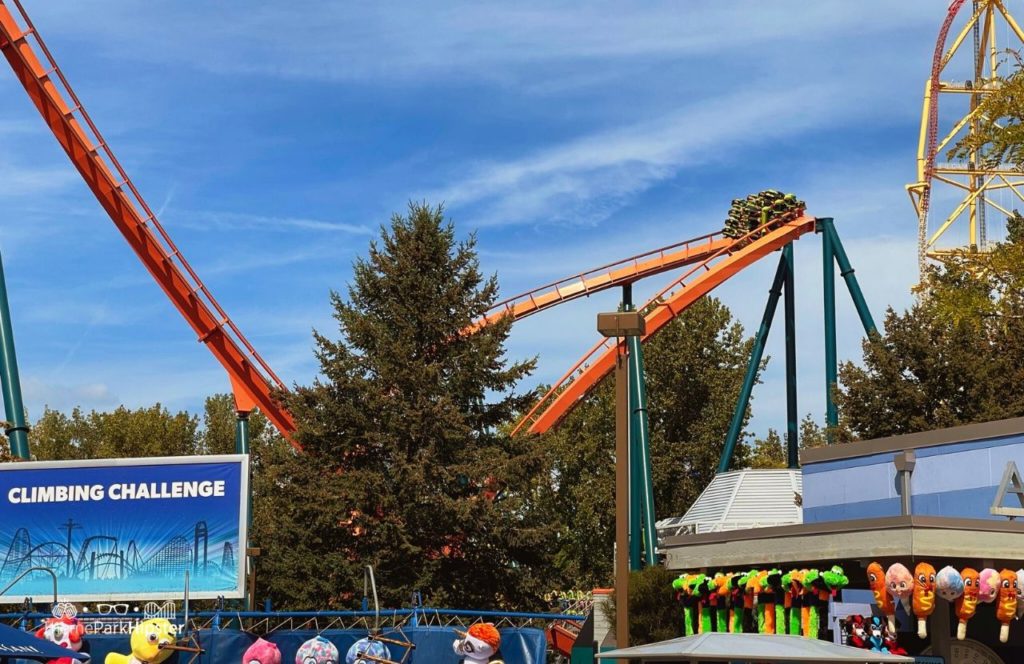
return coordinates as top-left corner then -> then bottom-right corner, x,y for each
908,0 -> 1024,276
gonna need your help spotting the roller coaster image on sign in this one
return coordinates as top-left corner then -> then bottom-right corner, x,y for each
0,455 -> 248,603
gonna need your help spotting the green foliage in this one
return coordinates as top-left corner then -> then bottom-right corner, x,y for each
539,297 -> 755,588
266,202 -> 554,610
748,429 -> 786,469
603,565 -> 680,646
949,69 -> 1024,169
839,214 -> 1024,438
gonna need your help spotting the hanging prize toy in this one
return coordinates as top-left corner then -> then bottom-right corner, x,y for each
935,566 -> 964,603
1016,568 -> 1024,619
763,569 -> 784,635
729,573 -> 746,633
996,570 -> 1018,643
978,568 -> 999,605
785,570 -> 806,637
912,562 -> 936,639
885,563 -> 913,624
956,568 -> 980,640
867,562 -> 896,633
712,573 -> 731,632
802,569 -> 823,638
744,571 -> 767,634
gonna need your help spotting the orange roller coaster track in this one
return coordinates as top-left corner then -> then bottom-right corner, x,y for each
467,232 -> 733,333
512,214 -> 818,436
0,0 -> 297,445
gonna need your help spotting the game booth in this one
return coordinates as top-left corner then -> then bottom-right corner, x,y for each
0,455 -> 550,664
656,417 -> 1024,664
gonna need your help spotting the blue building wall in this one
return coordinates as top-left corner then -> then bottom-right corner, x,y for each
802,432 -> 1024,523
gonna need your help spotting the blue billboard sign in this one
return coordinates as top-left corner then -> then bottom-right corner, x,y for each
0,455 -> 248,602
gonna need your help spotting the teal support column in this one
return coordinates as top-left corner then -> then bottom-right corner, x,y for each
628,333 -> 657,567
235,412 -> 251,455
621,285 -> 641,571
718,253 -> 788,473
823,220 -> 878,336
821,218 -> 838,438
0,252 -> 28,459
783,243 -> 799,469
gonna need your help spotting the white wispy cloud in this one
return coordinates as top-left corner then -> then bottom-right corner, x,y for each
165,210 -> 372,235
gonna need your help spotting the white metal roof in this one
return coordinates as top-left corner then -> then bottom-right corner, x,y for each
596,633 -> 914,662
656,469 -> 802,540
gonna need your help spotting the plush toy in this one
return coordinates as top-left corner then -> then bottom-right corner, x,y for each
995,569 -> 1018,643
912,562 -> 936,639
295,637 -> 339,664
1016,568 -> 1024,619
883,620 -> 907,656
345,638 -> 390,664
693,574 -> 715,634
104,619 -> 176,664
935,566 -> 965,603
729,572 -> 747,633
867,562 -> 896,633
763,569 -> 784,635
784,570 -> 806,637
744,571 -> 766,634
885,563 -> 913,622
453,623 -> 503,664
844,615 -> 867,648
956,568 -> 980,640
979,568 -> 1000,605
711,573 -> 731,633
36,616 -> 87,664
801,569 -> 822,638
243,639 -> 281,664
866,615 -> 888,653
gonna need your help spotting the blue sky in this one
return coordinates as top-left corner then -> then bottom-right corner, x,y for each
0,1 -> 1002,438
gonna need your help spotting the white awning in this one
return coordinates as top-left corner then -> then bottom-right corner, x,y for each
596,633 -> 914,662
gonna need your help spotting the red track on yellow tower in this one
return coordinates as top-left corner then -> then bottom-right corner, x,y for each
514,214 -> 817,436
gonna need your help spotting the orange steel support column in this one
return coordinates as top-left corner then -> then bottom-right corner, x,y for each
0,2 -> 297,444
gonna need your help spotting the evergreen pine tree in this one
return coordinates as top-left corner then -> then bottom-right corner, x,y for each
267,203 -> 553,609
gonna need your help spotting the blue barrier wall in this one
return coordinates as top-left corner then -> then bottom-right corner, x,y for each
802,431 -> 1024,523
74,627 -> 545,664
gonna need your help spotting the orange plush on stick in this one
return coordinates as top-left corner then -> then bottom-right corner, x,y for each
956,568 -> 980,641
912,563 -> 936,639
867,562 -> 895,633
996,569 -> 1018,643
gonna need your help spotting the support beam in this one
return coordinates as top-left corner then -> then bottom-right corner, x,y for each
628,332 -> 657,566
235,412 -> 251,455
823,220 -> 877,336
783,243 -> 798,469
718,253 -> 788,473
0,251 -> 28,459
822,219 -> 838,438
622,286 -> 641,571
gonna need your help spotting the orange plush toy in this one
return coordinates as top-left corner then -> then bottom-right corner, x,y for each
867,562 -> 895,633
956,568 -> 980,640
996,569 -> 1018,643
912,563 -> 936,639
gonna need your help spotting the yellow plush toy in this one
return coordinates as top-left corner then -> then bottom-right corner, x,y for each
105,619 -> 177,664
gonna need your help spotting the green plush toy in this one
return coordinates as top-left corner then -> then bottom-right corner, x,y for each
803,569 -> 821,638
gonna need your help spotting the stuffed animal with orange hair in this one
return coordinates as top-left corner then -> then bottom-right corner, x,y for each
453,623 -> 503,664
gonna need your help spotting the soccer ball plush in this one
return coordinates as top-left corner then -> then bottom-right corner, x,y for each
345,638 -> 390,664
